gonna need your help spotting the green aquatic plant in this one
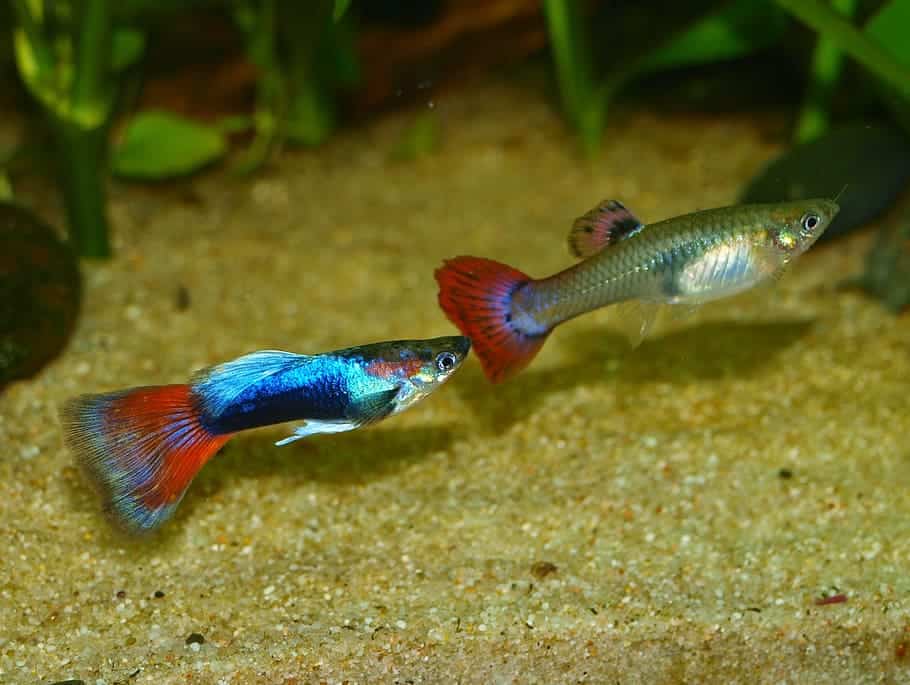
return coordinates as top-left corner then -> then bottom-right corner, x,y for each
776,0 -> 910,102
543,0 -> 788,156
542,0 -> 601,156
110,0 -> 358,178
231,0 -> 358,173
8,0 -> 358,254
111,110 -> 227,179
545,0 -> 910,152
794,0 -> 858,142
11,0 -> 144,257
776,0 -> 910,138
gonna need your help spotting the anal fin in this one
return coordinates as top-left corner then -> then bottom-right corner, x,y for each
610,300 -> 662,348
275,420 -> 360,446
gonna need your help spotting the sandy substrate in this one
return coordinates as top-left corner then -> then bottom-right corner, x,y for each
2,76 -> 909,684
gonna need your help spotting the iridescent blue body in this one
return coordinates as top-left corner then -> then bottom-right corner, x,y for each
60,336 -> 470,534
197,352 -> 400,434
193,338 -> 471,443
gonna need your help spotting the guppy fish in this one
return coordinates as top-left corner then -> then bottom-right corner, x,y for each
436,198 -> 839,383
61,336 -> 470,534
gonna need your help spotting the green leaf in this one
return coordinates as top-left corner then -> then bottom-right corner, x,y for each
111,110 -> 226,179
0,173 -> 12,201
111,27 -> 145,71
333,0 -> 352,22
285,82 -> 334,146
216,114 -> 255,134
12,27 -> 65,117
866,0 -> 910,130
638,0 -> 788,74
866,0 -> 910,67
777,0 -> 910,101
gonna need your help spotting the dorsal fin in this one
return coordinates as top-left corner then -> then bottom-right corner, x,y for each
190,350 -> 311,418
568,199 -> 643,258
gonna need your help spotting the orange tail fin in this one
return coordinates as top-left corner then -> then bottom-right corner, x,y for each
60,385 -> 233,534
435,256 -> 549,383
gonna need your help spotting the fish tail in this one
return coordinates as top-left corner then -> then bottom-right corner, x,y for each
435,256 -> 549,383
60,384 -> 233,534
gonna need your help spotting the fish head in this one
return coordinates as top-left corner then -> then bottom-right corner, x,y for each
371,336 -> 471,412
766,198 -> 840,259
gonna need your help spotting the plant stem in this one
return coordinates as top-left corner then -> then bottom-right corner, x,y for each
794,0 -> 858,142
776,0 -> 910,101
71,0 -> 113,123
542,0 -> 602,156
53,115 -> 111,257
282,0 -> 337,146
62,0 -> 114,257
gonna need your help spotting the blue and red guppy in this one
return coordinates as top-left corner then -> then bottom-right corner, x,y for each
61,336 -> 470,534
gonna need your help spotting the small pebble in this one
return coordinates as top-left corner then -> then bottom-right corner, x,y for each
175,285 -> 191,311
530,561 -> 558,579
185,632 -> 205,645
153,590 -> 165,598
778,468 -> 793,480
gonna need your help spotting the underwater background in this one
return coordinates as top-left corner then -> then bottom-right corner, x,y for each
2,1 -> 910,682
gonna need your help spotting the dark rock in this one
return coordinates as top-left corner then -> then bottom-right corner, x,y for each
0,203 -> 81,389
854,218 -> 910,313
739,123 -> 910,241
175,284 -> 190,311
185,632 -> 205,645
530,561 -> 558,579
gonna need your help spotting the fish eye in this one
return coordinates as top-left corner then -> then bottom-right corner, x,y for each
801,213 -> 820,232
435,351 -> 457,373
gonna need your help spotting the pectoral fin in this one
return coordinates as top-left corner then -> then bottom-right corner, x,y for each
274,388 -> 402,447
345,387 -> 401,425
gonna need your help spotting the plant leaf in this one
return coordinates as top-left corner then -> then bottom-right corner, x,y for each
111,110 -> 226,179
111,27 -> 145,71
637,0 -> 788,74
866,0 -> 910,130
866,0 -> 910,59
333,0 -> 352,22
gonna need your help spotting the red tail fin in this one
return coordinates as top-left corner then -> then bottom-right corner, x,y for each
435,256 -> 549,383
60,385 -> 232,534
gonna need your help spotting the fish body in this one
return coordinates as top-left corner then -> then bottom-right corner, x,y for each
436,198 -> 839,382
61,336 -> 470,534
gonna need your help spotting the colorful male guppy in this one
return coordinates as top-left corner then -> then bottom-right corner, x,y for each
436,198 -> 839,383
61,336 -> 470,534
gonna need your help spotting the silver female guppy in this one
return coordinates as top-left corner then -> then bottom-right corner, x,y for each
61,336 -> 470,534
436,198 -> 839,382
